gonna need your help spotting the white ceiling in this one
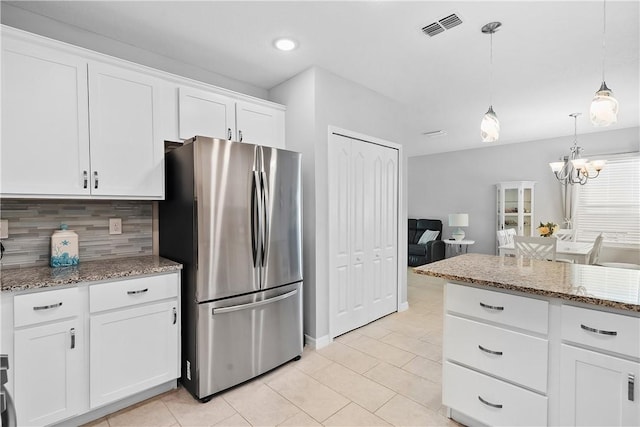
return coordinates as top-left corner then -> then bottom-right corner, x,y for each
5,1 -> 639,157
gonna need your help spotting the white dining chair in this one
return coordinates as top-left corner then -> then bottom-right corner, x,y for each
497,228 -> 517,246
588,233 -> 604,265
554,229 -> 576,242
514,236 -> 557,261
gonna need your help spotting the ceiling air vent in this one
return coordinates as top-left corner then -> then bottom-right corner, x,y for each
422,13 -> 463,37
439,14 -> 462,30
422,22 -> 445,37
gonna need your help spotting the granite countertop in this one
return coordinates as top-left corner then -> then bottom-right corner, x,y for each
1,255 -> 183,293
415,253 -> 640,312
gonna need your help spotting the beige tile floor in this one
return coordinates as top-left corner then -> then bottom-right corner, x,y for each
85,270 -> 456,427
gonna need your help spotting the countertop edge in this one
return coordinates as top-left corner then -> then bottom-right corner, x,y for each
1,256 -> 183,293
415,268 -> 640,313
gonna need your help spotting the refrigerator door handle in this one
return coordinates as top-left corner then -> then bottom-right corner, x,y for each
260,171 -> 270,267
211,289 -> 298,315
251,171 -> 261,268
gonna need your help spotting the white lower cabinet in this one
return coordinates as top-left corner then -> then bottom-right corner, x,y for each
10,272 -> 180,426
560,344 -> 640,426
14,318 -> 83,426
444,283 -> 640,427
443,283 -> 549,426
90,301 -> 178,408
444,362 -> 548,427
560,304 -> 640,427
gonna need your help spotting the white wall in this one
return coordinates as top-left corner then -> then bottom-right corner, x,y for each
408,126 -> 640,259
0,3 -> 267,99
270,66 -> 411,344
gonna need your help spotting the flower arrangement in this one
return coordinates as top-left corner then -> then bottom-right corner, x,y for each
537,221 -> 558,237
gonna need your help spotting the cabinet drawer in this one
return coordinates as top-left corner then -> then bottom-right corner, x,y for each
445,314 -> 548,393
446,283 -> 548,334
562,304 -> 640,358
443,361 -> 548,427
90,273 -> 178,313
14,287 -> 80,327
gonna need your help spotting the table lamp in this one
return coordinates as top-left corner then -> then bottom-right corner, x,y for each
449,213 -> 469,241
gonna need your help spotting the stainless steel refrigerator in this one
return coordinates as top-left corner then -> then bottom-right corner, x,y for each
159,136 -> 303,401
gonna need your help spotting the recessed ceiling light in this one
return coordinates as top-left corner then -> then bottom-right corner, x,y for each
274,38 -> 298,51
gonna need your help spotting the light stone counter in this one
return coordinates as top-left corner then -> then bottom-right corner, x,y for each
1,255 -> 182,293
414,253 -> 640,312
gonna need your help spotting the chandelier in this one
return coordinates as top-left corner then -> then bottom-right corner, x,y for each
549,113 -> 606,185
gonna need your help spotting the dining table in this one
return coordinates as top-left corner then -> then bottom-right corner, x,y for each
498,241 -> 595,264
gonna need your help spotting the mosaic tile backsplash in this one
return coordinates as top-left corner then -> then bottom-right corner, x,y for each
0,200 -> 153,268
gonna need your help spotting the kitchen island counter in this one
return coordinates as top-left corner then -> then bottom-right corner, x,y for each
1,255 -> 182,293
414,253 -> 640,312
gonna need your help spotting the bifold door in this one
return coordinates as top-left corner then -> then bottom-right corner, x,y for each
329,132 -> 399,337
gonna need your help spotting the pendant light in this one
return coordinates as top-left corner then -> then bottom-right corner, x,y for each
590,0 -> 618,126
480,22 -> 502,142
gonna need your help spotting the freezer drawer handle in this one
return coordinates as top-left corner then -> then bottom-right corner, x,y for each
33,302 -> 63,311
478,345 -> 503,356
212,289 -> 298,315
127,288 -> 149,295
478,395 -> 503,409
580,324 -> 617,336
479,302 -> 504,311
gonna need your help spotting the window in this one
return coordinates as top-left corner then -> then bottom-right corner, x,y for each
575,152 -> 640,245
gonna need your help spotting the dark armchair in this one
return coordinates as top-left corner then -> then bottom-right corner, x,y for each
408,219 -> 446,266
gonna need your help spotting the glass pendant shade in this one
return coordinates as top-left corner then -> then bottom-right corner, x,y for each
590,82 -> 618,126
549,162 -> 564,173
481,106 -> 500,142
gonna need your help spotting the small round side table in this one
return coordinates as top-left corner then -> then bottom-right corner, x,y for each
444,239 -> 475,257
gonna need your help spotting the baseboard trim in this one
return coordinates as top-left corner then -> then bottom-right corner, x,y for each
304,333 -> 332,349
399,301 -> 409,312
53,380 -> 178,427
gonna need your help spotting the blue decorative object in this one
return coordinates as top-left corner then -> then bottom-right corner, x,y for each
51,223 -> 79,267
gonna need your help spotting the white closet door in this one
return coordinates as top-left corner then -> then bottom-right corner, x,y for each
369,144 -> 398,320
329,133 -> 398,338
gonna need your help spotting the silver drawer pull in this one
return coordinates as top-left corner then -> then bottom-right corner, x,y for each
479,302 -> 504,311
478,345 -> 503,356
629,374 -> 635,401
172,307 -> 177,325
33,302 -> 63,311
478,395 -> 503,409
127,288 -> 149,295
580,324 -> 617,336
70,328 -> 76,349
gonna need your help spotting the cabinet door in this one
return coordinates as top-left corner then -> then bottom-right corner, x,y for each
1,37 -> 90,196
235,101 -> 285,148
178,87 -> 235,140
88,62 -> 164,198
560,344 -> 640,426
14,319 -> 83,426
90,300 -> 178,408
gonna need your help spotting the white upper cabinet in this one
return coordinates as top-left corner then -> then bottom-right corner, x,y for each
88,62 -> 164,198
236,100 -> 285,148
178,86 -> 235,141
177,86 -> 285,148
1,37 -> 91,197
1,31 -> 165,199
